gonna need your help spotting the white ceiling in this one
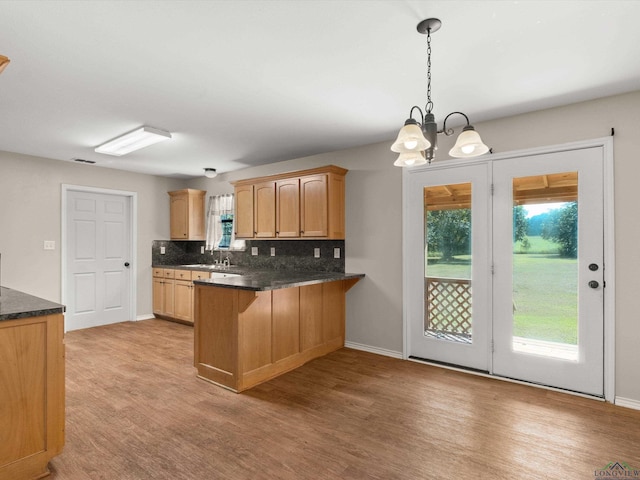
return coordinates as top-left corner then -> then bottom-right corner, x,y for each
1,1 -> 639,178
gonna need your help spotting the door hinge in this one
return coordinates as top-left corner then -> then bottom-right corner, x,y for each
491,264 -> 495,275
491,339 -> 495,353
490,183 -> 494,195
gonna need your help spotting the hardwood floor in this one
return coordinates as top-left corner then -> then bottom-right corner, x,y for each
50,319 -> 640,479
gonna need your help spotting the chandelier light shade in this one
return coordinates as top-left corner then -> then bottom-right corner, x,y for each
392,18 -> 489,167
449,125 -> 490,158
95,126 -> 172,156
393,151 -> 428,167
204,168 -> 218,178
0,55 -> 10,75
391,120 -> 431,153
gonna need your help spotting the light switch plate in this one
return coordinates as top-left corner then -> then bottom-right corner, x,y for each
314,248 -> 320,258
270,247 -> 276,257
160,246 -> 166,255
200,246 -> 205,254
44,240 -> 55,250
334,247 -> 341,259
251,247 -> 258,256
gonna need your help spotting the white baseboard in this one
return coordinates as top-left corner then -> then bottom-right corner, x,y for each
136,314 -> 155,321
615,396 -> 640,411
344,341 -> 403,359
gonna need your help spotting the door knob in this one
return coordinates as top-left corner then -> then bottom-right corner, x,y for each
124,262 -> 130,267
588,263 -> 599,271
588,280 -> 599,289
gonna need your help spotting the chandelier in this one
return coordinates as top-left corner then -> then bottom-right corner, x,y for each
392,18 -> 489,167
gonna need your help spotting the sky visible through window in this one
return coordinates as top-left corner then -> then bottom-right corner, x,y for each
523,202 -> 566,218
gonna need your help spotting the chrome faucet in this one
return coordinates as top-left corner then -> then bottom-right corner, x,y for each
223,256 -> 230,268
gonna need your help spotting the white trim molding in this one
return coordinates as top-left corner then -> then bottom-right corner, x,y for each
614,397 -> 640,411
345,341 -> 403,359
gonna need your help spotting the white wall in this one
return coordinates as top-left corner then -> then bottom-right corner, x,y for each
0,152 -> 186,314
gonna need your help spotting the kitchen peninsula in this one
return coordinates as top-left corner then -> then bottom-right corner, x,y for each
0,287 -> 65,480
193,271 -> 363,392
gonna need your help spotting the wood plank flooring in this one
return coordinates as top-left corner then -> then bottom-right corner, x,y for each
50,319 -> 640,479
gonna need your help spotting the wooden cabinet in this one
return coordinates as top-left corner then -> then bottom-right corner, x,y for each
234,185 -> 254,238
194,278 -> 359,392
276,178 -> 300,238
0,313 -> 64,480
153,268 -> 203,324
173,270 -> 194,322
254,181 -> 276,238
168,189 -> 206,240
232,165 -> 347,239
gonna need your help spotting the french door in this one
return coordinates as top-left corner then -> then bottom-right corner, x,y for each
405,145 -> 606,396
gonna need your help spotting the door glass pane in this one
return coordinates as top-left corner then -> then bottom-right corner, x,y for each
512,172 -> 578,360
424,183 -> 472,344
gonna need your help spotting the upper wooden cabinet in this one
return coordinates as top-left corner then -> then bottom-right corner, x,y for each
168,189 -> 206,240
232,165 -> 347,240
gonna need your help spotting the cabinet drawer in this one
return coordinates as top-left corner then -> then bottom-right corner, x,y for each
153,268 -> 164,278
163,269 -> 175,279
174,269 -> 192,281
191,271 -> 209,281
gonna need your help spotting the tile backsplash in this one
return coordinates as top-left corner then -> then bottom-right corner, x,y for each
152,239 -> 345,273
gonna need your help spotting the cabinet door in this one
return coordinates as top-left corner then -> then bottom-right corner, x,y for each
163,279 -> 175,316
254,181 -> 276,238
276,178 -> 300,237
234,185 -> 254,238
300,174 -> 328,237
170,195 -> 188,239
174,280 -> 193,323
152,277 -> 164,315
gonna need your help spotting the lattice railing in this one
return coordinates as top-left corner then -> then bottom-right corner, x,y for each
425,277 -> 472,336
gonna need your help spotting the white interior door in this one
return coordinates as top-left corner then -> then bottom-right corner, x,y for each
492,147 -> 604,396
65,189 -> 132,331
406,163 -> 491,371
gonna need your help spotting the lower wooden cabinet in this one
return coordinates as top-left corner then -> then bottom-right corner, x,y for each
194,280 -> 354,392
0,313 -> 65,479
153,268 -> 194,324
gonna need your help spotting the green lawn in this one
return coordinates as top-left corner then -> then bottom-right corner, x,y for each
426,237 -> 577,344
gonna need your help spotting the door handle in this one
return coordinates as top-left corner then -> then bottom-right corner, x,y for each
124,262 -> 130,267
588,280 -> 599,289
588,263 -> 599,271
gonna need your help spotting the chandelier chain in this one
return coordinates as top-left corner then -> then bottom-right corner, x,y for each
425,28 -> 433,114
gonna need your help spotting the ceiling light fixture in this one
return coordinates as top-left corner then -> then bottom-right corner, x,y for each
0,55 -> 10,75
95,126 -> 172,156
392,18 -> 489,167
204,168 -> 217,178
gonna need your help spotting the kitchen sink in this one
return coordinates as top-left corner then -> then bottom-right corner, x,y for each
209,272 -> 241,279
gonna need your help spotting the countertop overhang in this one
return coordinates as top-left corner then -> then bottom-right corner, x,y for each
192,270 -> 364,291
0,286 -> 65,321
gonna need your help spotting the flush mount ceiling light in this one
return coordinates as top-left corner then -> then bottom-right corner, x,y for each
204,168 -> 217,178
95,126 -> 172,156
0,55 -> 10,75
392,18 -> 489,167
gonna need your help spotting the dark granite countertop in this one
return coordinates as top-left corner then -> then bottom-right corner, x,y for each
0,286 -> 65,321
193,270 -> 365,291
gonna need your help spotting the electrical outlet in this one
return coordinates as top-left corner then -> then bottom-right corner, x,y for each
200,246 -> 205,254
334,247 -> 341,259
160,246 -> 166,255
43,240 -> 55,250
314,248 -> 320,258
270,247 -> 276,257
251,247 -> 258,256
